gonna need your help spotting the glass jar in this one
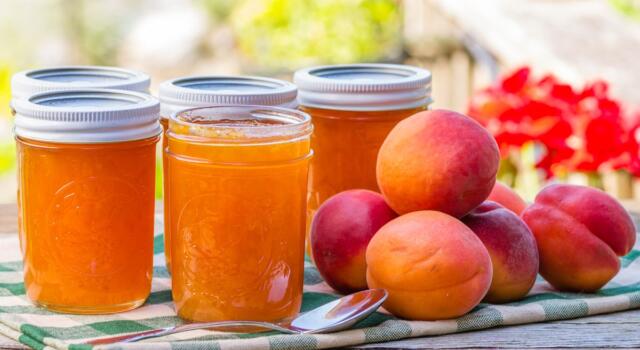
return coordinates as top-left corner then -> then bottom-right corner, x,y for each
10,67 -> 151,257
14,89 -> 161,314
294,64 -> 432,249
158,76 -> 297,273
166,105 -> 312,322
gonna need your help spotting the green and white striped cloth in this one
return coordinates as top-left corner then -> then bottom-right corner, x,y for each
1,212 -> 640,350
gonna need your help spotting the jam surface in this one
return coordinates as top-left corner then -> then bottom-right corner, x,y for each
179,117 -> 288,127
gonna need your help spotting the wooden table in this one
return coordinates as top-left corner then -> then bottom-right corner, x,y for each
1,203 -> 639,349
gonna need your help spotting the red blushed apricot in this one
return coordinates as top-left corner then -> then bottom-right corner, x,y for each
463,201 -> 538,303
366,211 -> 492,320
488,181 -> 528,215
522,184 -> 636,292
311,190 -> 397,294
376,109 -> 500,217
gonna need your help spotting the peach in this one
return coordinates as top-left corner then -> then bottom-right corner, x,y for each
488,181 -> 528,215
462,201 -> 538,303
311,189 -> 397,294
366,211 -> 492,320
376,109 -> 500,217
522,184 -> 636,292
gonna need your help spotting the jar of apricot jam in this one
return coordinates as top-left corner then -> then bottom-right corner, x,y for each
14,89 -> 161,314
159,76 -> 297,273
10,67 -> 151,256
166,105 -> 312,322
294,64 -> 432,246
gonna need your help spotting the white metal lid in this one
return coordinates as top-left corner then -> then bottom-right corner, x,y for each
294,63 -> 432,111
13,89 -> 161,144
11,66 -> 150,102
159,75 -> 298,119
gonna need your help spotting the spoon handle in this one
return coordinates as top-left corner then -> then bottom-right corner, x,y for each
86,320 -> 297,345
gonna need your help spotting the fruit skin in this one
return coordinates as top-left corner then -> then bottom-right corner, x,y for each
462,201 -> 539,303
522,184 -> 636,292
366,211 -> 492,320
376,109 -> 500,217
311,189 -> 397,294
488,181 -> 528,215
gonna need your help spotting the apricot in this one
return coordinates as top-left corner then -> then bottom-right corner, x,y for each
376,109 -> 500,217
488,181 -> 527,215
366,211 -> 492,320
522,184 -> 636,292
462,201 -> 538,303
311,190 -> 397,294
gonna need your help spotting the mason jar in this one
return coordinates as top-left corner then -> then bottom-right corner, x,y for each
10,66 -> 151,257
14,89 -> 161,314
166,105 -> 312,322
158,76 -> 297,273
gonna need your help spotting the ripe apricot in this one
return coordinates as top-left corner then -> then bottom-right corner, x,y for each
522,184 -> 636,292
311,190 -> 397,294
487,181 -> 527,215
463,201 -> 538,303
366,211 -> 492,320
376,109 -> 500,217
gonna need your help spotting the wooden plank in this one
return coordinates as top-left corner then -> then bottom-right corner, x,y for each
0,204 -> 17,235
432,55 -> 453,109
350,310 -> 640,349
450,50 -> 472,112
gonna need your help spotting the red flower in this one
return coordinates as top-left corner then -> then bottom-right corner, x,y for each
621,113 -> 640,176
468,66 -> 634,177
500,67 -> 531,94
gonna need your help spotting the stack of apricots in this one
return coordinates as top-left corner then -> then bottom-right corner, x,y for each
310,109 -> 637,321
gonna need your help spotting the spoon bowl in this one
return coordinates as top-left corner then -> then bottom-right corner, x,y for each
290,288 -> 388,333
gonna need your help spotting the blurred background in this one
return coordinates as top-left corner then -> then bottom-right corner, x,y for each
1,0 -> 640,203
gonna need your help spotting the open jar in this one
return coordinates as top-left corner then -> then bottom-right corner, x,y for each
166,105 -> 312,322
294,63 -> 432,249
158,76 -> 297,273
13,89 -> 161,314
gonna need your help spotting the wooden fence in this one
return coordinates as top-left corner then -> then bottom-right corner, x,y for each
400,0 -> 640,202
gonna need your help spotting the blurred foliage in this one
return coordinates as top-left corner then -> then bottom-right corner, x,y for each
611,0 -> 640,20
0,64 -> 17,175
156,157 -> 163,199
230,0 -> 401,71
0,143 -> 16,174
0,64 -> 11,118
61,0 -> 140,66
198,0 -> 237,21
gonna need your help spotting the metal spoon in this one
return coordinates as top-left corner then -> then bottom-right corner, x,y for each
86,289 -> 388,345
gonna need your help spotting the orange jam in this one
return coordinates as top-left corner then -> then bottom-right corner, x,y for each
14,89 -> 161,314
294,64 -> 432,251
17,137 -> 158,313
303,106 -> 425,211
166,105 -> 312,322
158,76 -> 297,274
